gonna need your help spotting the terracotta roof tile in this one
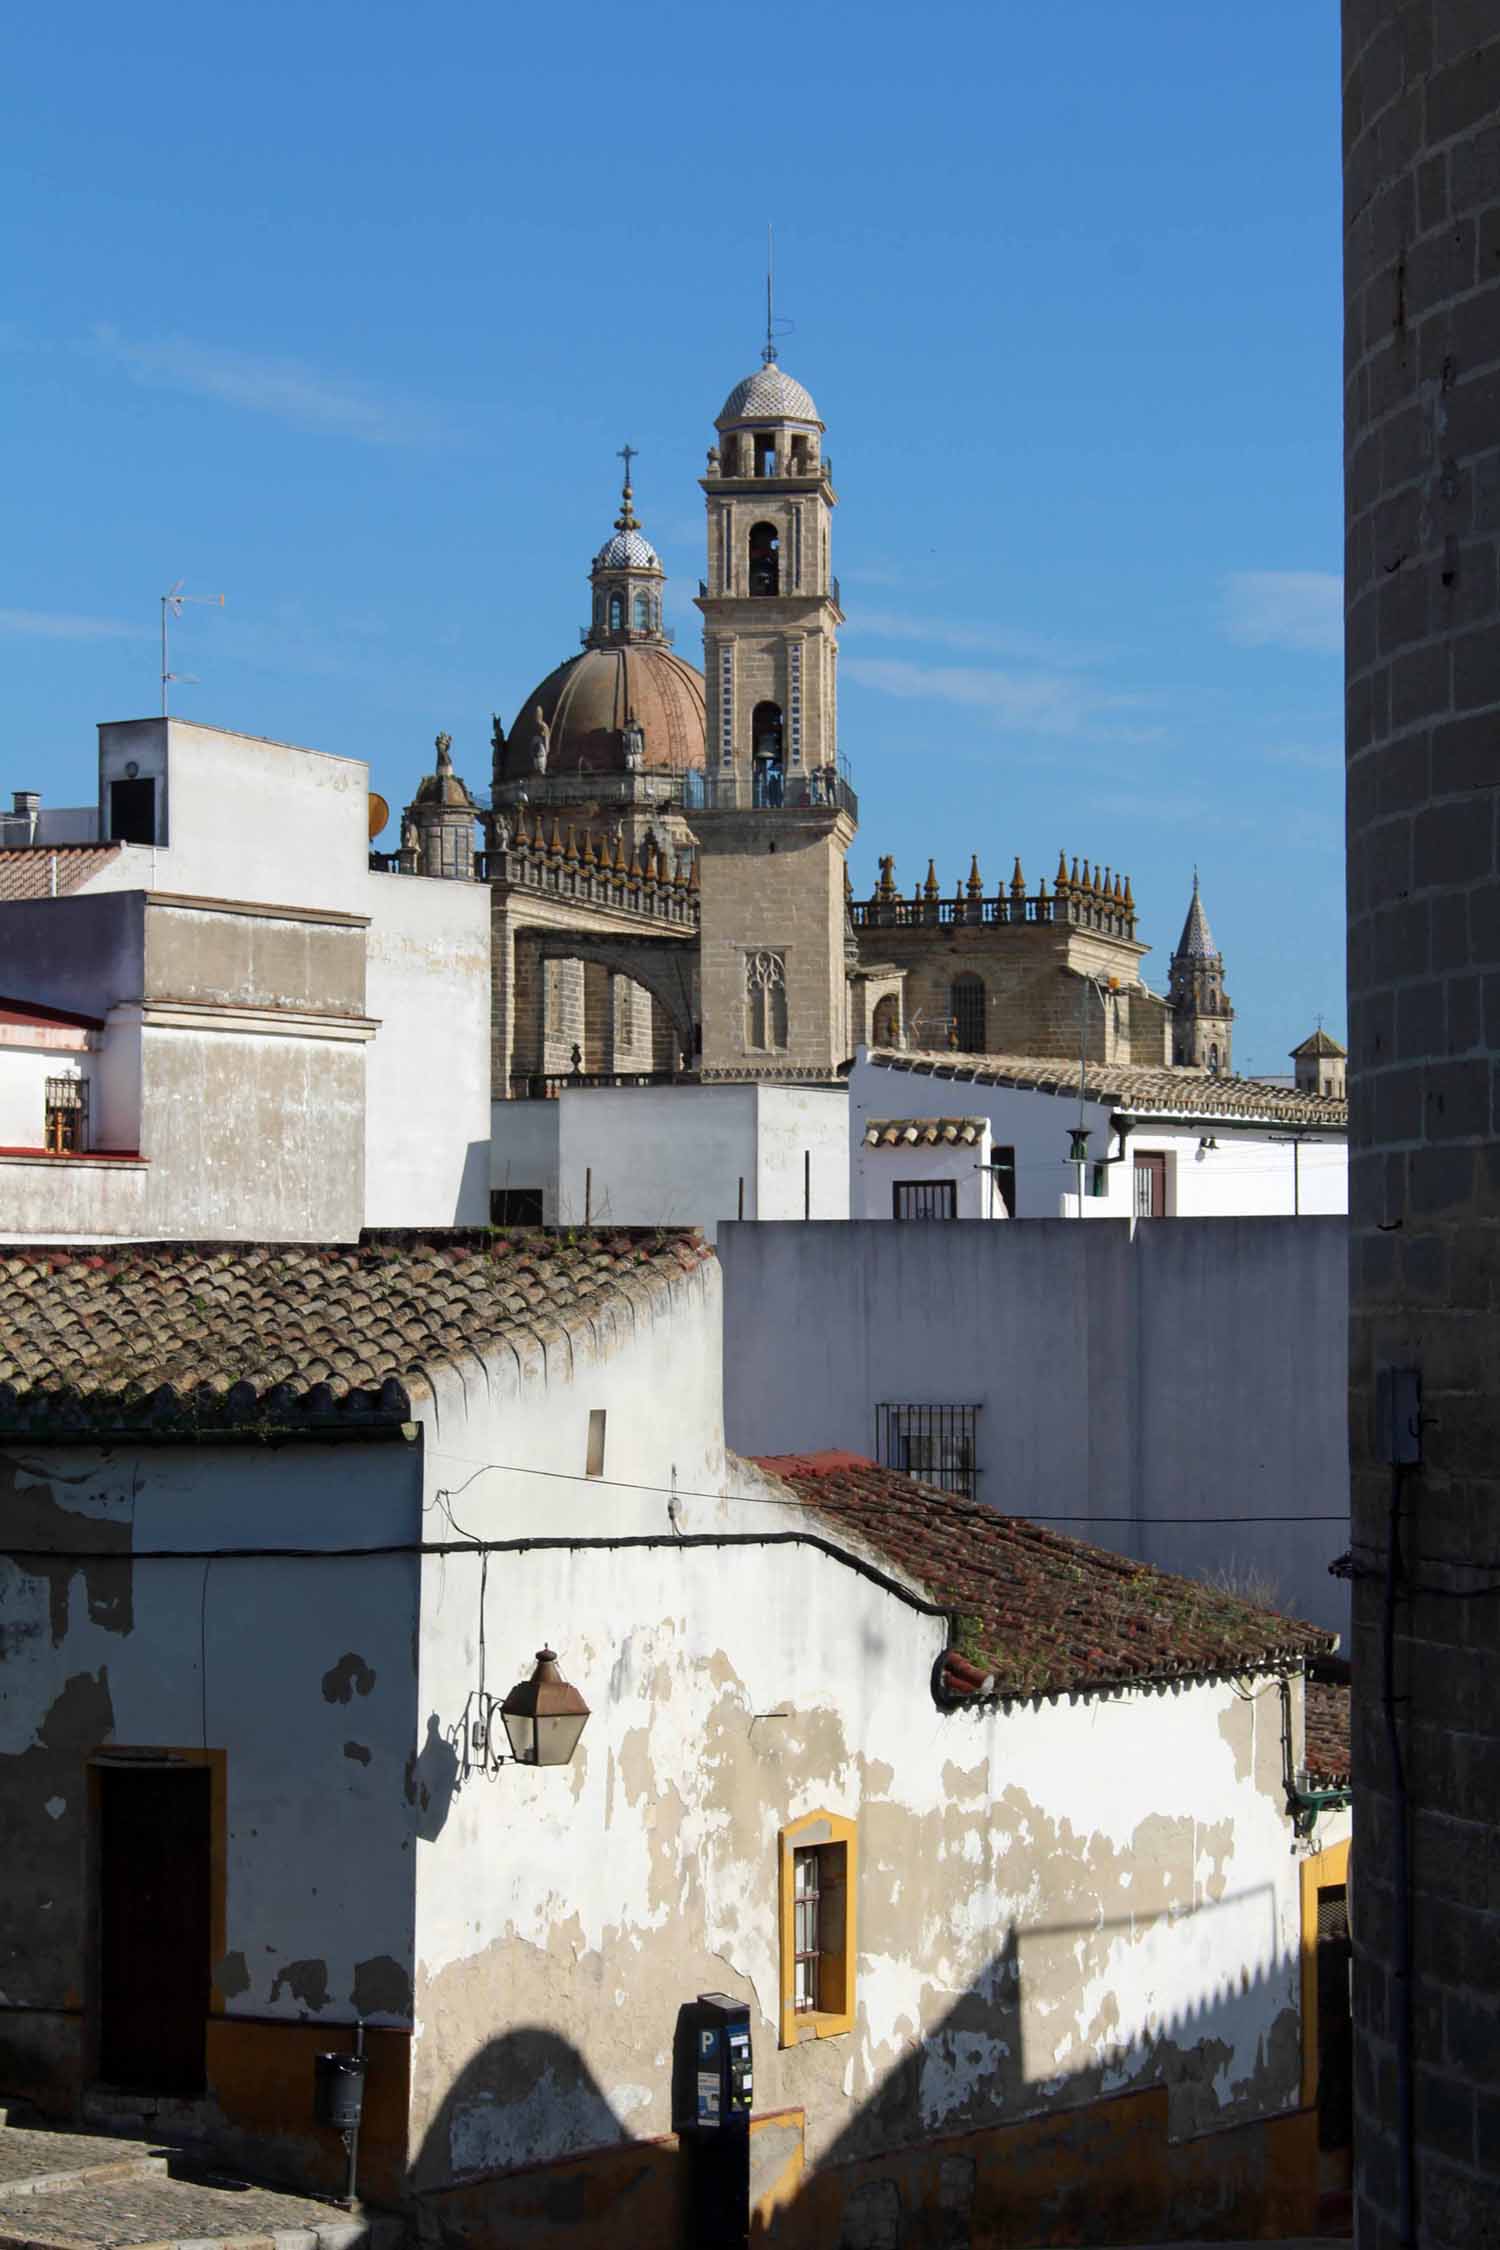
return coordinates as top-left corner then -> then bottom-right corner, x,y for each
755,1450 -> 1335,1699
0,845 -> 124,902
870,1049 -> 1347,1130
863,1117 -> 987,1147
0,1228 -> 712,1436
1304,1679 -> 1351,1786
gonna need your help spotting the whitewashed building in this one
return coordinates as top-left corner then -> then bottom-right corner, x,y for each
850,1046 -> 1348,1220
0,718 -> 489,1239
0,1228 -> 1351,2246
491,1079 -> 849,1237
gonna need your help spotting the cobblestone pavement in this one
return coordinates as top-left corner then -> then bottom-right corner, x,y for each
0,2132 -> 396,2250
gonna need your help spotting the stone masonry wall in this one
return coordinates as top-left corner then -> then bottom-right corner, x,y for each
1343,6 -> 1500,2244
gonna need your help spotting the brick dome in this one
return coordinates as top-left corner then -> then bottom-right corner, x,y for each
503,644 -> 706,780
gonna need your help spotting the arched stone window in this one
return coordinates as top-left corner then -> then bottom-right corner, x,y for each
872,995 -> 901,1048
608,592 -> 623,633
752,703 -> 785,805
749,522 -> 780,596
950,973 -> 986,1053
1208,1043 -> 1220,1075
744,949 -> 788,1052
632,591 -> 650,631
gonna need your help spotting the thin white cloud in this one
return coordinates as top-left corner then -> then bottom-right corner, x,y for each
91,324 -> 445,447
1223,571 -> 1342,655
845,609 -> 1099,667
843,654 -> 1158,742
0,608 -> 147,641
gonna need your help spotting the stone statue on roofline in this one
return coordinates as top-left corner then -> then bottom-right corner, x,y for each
526,705 -> 550,775
621,711 -> 645,773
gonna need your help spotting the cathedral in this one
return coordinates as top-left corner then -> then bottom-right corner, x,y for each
394,340 -> 1231,1094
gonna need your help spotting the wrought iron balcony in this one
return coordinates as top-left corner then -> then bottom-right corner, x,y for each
683,761 -> 858,822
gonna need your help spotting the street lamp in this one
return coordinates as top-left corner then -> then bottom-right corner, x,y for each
498,1648 -> 592,1767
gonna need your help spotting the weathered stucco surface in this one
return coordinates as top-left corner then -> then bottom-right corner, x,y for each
404,1260 -> 1318,2196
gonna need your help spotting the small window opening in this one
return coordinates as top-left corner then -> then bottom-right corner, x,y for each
109,777 -> 156,846
748,522 -> 780,596
608,592 -> 623,633
754,432 -> 777,478
876,1403 -> 979,1498
491,1188 -> 543,1223
991,1145 -> 1017,1217
632,591 -> 650,631
892,1180 -> 957,1221
949,974 -> 986,1053
45,1077 -> 88,1154
586,1408 -> 607,1479
793,1848 -> 822,2011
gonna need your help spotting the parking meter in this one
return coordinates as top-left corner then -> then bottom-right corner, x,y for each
673,1992 -> 752,2247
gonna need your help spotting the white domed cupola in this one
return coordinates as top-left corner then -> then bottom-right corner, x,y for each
585,449 -> 671,651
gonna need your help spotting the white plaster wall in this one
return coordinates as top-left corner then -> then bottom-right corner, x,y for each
1,1440 -> 422,2027
98,721 -> 370,916
848,1055 -> 1348,1220
0,1153 -> 149,1239
549,1083 -> 848,1240
719,1218 -> 1350,1637
754,1085 -> 851,1224
854,1132 -> 999,1220
0,1050 -> 88,1150
489,1100 -> 561,1219
409,1520 -> 1312,2180
363,872 -> 491,1229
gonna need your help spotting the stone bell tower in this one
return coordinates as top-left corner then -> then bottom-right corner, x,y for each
690,338 -> 856,1082
1167,870 -> 1233,1073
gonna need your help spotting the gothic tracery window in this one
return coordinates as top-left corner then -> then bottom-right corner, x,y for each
744,949 -> 788,1052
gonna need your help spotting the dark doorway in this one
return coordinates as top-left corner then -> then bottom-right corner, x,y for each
97,1764 -> 211,2093
1316,1884 -> 1353,2153
1132,1151 -> 1167,1217
108,778 -> 156,845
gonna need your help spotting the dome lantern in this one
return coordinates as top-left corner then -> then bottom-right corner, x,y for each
585,446 -> 669,653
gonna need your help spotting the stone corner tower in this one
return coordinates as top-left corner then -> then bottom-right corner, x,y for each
689,341 -> 856,1083
402,733 -> 480,880
1167,871 -> 1233,1071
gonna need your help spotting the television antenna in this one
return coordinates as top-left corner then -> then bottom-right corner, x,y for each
161,581 -> 225,715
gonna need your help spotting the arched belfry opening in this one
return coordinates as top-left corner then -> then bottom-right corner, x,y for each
748,522 -> 780,596
752,702 -> 785,805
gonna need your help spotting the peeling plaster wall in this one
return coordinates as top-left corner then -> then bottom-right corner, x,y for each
0,1437 -> 422,2104
408,1533 -> 1314,2195
400,1253 -> 1314,2197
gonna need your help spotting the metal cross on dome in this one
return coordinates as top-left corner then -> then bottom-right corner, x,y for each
617,443 -> 637,491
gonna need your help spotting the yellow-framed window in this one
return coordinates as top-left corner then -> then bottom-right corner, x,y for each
778,1810 -> 856,2047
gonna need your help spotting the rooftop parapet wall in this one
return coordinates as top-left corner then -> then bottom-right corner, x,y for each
850,853 -> 1138,945
475,811 -> 699,935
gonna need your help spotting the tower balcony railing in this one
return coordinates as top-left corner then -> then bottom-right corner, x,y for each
849,886 -> 1137,941
579,623 -> 676,648
684,759 -> 857,822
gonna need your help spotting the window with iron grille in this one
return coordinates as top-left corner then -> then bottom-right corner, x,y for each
876,1403 -> 980,1497
45,1077 -> 88,1154
792,1847 -> 821,2012
892,1179 -> 957,1221
949,973 -> 986,1052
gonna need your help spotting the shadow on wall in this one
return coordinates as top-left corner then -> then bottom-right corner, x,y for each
409,1914 -> 1339,2250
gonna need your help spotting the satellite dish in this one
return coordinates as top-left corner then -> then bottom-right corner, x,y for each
368,792 -> 390,842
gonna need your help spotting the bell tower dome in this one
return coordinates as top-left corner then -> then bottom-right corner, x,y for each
695,336 -> 842,800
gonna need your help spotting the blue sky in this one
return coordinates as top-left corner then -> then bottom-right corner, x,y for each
3,0 -> 1344,1073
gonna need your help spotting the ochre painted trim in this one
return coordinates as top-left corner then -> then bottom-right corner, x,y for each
778,1809 -> 857,2048
1299,1834 -> 1351,2109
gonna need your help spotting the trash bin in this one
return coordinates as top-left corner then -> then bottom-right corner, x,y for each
314,2050 -> 366,2131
